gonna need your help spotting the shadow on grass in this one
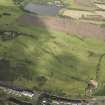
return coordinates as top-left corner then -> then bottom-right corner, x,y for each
46,52 -> 88,83
0,14 -> 51,84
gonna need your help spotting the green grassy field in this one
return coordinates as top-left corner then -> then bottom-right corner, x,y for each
0,0 -> 14,6
0,0 -> 105,98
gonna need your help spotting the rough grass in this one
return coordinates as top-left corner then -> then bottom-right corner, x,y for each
0,0 -> 105,98
1,25 -> 105,97
0,0 -> 14,6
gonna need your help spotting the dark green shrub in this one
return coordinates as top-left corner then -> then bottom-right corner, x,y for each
36,75 -> 47,88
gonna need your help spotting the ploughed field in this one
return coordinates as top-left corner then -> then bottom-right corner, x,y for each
0,0 -> 105,99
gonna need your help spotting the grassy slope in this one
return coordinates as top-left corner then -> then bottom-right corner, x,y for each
0,0 -> 13,6
0,0 -> 105,97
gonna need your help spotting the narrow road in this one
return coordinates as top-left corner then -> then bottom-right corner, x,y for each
0,82 -> 105,105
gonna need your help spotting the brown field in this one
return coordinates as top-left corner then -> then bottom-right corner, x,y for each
18,15 -> 105,40
75,0 -> 94,7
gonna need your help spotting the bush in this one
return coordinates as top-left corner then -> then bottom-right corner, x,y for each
36,75 -> 47,88
13,0 -> 24,5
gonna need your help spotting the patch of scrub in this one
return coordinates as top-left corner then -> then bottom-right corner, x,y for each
0,0 -> 14,6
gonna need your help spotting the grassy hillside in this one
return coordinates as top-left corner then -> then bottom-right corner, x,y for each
1,25 -> 105,97
0,0 -> 14,6
0,0 -> 105,98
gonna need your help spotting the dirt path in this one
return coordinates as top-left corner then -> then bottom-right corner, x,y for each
18,15 -> 105,40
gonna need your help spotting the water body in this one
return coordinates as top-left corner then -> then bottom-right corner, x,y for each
24,3 -> 62,16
